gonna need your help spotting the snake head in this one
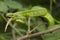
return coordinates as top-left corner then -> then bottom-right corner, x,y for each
6,13 -> 18,17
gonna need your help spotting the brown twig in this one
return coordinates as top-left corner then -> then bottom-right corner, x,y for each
26,17 -> 31,40
17,25 -> 60,40
30,24 -> 40,33
5,18 -> 12,32
12,23 -> 17,40
27,17 -> 31,34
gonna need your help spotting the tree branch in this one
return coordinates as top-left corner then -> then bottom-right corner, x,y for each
27,17 -> 31,34
12,23 -> 17,40
17,25 -> 60,40
26,17 -> 31,40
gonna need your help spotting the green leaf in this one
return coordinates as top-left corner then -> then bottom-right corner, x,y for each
30,17 -> 46,32
42,26 -> 60,40
0,35 -> 6,40
0,2 -> 8,12
36,19 -> 46,32
52,29 -> 60,39
42,33 -> 57,40
4,0 -> 23,10
18,28 -> 27,33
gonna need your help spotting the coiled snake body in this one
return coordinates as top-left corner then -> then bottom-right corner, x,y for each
5,6 -> 55,32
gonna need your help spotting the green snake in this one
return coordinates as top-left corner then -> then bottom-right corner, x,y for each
5,6 -> 55,32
